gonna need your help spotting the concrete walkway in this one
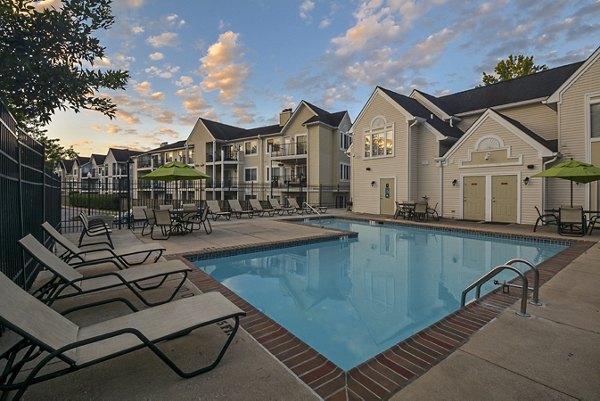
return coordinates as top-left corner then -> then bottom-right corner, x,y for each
2,211 -> 599,400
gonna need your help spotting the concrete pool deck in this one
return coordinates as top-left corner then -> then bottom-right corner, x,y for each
2,210 -> 599,400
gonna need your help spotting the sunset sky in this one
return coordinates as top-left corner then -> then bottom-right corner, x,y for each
40,0 -> 600,156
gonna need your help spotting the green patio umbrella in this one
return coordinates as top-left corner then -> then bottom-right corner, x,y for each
533,160 -> 600,206
141,161 -> 210,204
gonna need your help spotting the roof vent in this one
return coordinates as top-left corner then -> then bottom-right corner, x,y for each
430,113 -> 434,120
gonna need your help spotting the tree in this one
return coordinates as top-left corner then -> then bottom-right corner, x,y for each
481,55 -> 548,86
0,0 -> 129,167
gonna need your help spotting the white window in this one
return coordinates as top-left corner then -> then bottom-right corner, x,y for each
267,138 -> 281,153
244,167 -> 257,182
591,100 -> 600,139
340,131 -> 352,150
244,140 -> 258,155
364,126 -> 393,158
339,163 -> 350,181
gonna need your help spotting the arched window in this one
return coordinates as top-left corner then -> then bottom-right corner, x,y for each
477,136 -> 501,151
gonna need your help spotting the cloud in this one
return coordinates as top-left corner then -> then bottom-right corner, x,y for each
166,14 -> 186,27
405,27 -> 457,70
176,76 -> 194,87
158,128 -> 180,138
200,31 -> 251,105
319,18 -> 331,28
146,32 -> 178,48
132,80 -> 151,95
90,125 -> 102,131
155,111 -> 176,124
149,52 -> 164,60
131,25 -> 144,34
150,92 -> 165,101
106,124 -> 121,135
116,110 -> 141,124
93,54 -> 135,69
33,0 -> 62,11
144,65 -> 180,78
299,0 -> 315,19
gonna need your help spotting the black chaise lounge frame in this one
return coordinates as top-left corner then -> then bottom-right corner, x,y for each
0,272 -> 245,401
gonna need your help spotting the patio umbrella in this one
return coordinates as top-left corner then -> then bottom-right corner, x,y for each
533,160 -> 600,206
141,161 -> 210,204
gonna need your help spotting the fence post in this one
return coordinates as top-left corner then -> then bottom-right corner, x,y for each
16,136 -> 25,287
127,160 -> 132,229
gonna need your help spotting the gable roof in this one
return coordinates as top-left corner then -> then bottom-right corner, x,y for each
148,140 -> 187,153
60,159 -> 75,172
379,87 -> 464,139
200,118 -> 280,141
109,148 -> 143,162
495,112 -> 558,152
77,156 -> 90,166
547,46 -> 600,103
91,154 -> 106,165
433,61 -> 584,115
302,101 -> 347,127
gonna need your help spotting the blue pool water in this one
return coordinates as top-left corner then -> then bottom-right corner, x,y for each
191,219 -> 567,371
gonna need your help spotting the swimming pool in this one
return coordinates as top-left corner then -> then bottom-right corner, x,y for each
191,219 -> 567,371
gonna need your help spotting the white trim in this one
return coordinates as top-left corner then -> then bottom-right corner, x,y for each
444,109 -> 554,160
547,46 -> 600,104
421,122 -> 448,141
585,92 -> 600,210
351,87 -> 415,135
410,89 -> 451,120
363,122 -> 395,159
243,139 -> 258,156
339,162 -> 350,182
475,135 -> 504,150
243,167 -> 258,182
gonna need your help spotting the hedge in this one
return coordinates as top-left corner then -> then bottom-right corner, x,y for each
68,193 -> 124,212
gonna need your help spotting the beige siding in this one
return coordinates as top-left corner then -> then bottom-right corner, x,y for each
415,126 -> 441,208
501,103 -> 558,140
351,92 -> 410,214
443,115 -> 543,224
557,56 -> 600,208
456,115 -> 481,132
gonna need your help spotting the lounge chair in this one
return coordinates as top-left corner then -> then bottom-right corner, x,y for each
228,200 -> 254,219
159,204 -> 173,211
269,198 -> 295,215
533,206 -> 558,232
0,271 -> 245,400
18,234 -> 191,307
558,206 -> 586,236
426,202 -> 440,221
287,198 -> 311,215
249,199 -> 276,217
206,200 -> 231,221
41,222 -> 164,269
78,212 -> 114,249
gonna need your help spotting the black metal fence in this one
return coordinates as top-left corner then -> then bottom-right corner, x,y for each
0,102 -> 61,289
59,179 -> 350,232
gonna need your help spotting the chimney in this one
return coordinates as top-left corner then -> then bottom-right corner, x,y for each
279,108 -> 292,126
160,142 -> 168,147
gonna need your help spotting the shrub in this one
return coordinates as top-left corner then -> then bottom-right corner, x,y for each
68,193 -> 124,211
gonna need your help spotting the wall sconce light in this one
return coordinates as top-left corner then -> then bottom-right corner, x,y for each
484,152 -> 491,161
523,177 -> 530,185
371,180 -> 376,187
452,179 -> 458,186
527,164 -> 535,170
366,167 -> 371,171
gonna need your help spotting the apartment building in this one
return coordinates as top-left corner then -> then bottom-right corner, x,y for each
350,46 -> 600,224
131,140 -> 196,205
186,101 -> 352,206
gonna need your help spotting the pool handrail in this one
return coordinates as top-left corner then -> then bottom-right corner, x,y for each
460,264 -> 530,317
505,258 -> 541,306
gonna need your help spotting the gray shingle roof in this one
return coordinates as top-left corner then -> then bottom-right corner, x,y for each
91,154 -> 106,165
434,61 -> 584,115
61,159 -> 75,172
147,140 -> 187,153
303,102 -> 347,127
200,118 -> 280,141
110,148 -> 143,162
379,87 -> 464,139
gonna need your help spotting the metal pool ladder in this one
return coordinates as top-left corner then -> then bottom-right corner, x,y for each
303,202 -> 322,222
460,258 -> 541,317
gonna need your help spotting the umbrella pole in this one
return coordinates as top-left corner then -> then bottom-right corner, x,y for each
570,181 -> 573,207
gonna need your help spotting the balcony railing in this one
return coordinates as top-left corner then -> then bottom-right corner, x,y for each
206,151 -> 239,162
271,143 -> 307,157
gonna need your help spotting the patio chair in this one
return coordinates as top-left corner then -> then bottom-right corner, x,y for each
558,206 -> 586,236
228,200 -> 254,219
426,202 -> 440,221
183,206 -> 212,235
206,200 -> 231,221
288,198 -> 311,215
0,271 -> 245,401
588,214 -> 599,235
41,222 -> 165,269
153,209 -> 178,240
18,234 -> 191,307
159,204 -> 173,211
131,206 -> 148,230
533,206 -> 558,232
269,198 -> 295,215
249,199 -> 276,217
413,202 -> 428,221
78,212 -> 114,249
141,208 -> 155,236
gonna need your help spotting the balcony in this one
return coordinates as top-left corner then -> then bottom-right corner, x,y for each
206,150 -> 239,163
270,143 -> 307,158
